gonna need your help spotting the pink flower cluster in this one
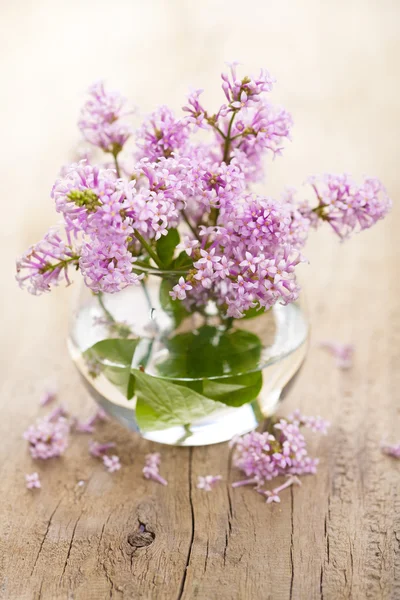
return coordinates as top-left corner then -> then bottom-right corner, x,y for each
78,81 -> 132,153
23,407 -> 70,460
231,410 -> 330,502
308,174 -> 391,240
16,64 -> 391,318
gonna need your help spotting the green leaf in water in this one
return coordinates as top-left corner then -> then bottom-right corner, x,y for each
133,369 -> 224,431
83,338 -> 139,400
202,371 -> 263,407
155,325 -> 262,378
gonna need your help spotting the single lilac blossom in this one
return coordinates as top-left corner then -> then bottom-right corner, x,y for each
103,454 -> 121,473
381,441 -> 400,459
143,453 -> 168,486
89,440 -> 116,458
257,475 -> 302,504
196,475 -> 222,491
320,340 -> 354,370
39,384 -> 58,407
25,472 -> 41,490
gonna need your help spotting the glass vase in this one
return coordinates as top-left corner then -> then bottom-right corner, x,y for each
68,272 -> 309,446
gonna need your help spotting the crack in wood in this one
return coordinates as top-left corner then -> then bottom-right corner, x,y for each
60,512 -> 82,581
176,448 -> 195,600
204,539 -> 209,573
30,498 -> 62,575
320,565 -> 324,600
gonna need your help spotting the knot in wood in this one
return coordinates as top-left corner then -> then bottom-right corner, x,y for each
127,527 -> 155,549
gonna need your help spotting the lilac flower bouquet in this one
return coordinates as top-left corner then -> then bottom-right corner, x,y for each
16,63 -> 391,445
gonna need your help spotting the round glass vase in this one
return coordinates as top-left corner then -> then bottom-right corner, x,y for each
68,273 -> 309,446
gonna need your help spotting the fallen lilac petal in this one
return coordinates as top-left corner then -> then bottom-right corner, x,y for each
231,477 -> 260,488
319,340 -> 354,370
196,475 -> 222,491
381,441 -> 400,459
103,454 -> 121,473
47,404 -> 68,422
94,407 -> 108,422
143,466 -> 168,486
89,440 -> 116,458
25,472 -> 41,490
39,385 -> 58,407
74,419 -> 95,434
266,493 -> 280,504
143,453 -> 168,485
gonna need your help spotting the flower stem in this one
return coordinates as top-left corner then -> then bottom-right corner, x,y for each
222,111 -> 237,164
181,209 -> 199,239
133,230 -> 163,268
97,292 -> 116,324
40,254 -> 80,273
112,151 -> 121,178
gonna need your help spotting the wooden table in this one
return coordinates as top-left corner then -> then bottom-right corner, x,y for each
2,1 -> 399,598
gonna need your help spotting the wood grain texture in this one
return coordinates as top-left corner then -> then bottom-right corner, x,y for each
1,1 -> 399,598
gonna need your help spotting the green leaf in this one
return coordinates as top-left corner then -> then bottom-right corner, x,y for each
242,304 -> 264,319
159,279 -> 189,327
171,251 -> 193,270
83,338 -> 139,400
202,371 -> 263,407
133,369 -> 223,431
156,228 -> 180,267
155,325 -> 262,378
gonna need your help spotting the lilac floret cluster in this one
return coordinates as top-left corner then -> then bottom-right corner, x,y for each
231,411 -> 330,502
16,63 -> 391,317
78,81 -> 132,153
23,411 -> 70,460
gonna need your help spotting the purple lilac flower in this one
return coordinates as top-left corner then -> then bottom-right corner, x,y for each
51,162 -> 120,234
231,412 -> 329,501
196,475 -> 222,491
79,235 -> 143,293
103,454 -> 121,473
89,440 -> 116,458
25,472 -> 41,490
170,277 -> 193,300
143,453 -> 168,486
17,64 -> 392,313
175,194 -> 303,317
381,441 -> 400,459
23,414 -> 69,460
257,475 -> 302,504
229,101 -> 293,182
16,228 -> 79,295
309,174 -> 391,239
221,62 -> 275,111
319,340 -> 354,370
136,105 -> 190,160
182,89 -> 209,129
288,409 -> 330,435
78,82 -> 132,153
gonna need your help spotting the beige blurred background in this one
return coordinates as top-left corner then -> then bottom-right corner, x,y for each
2,0 -> 399,362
